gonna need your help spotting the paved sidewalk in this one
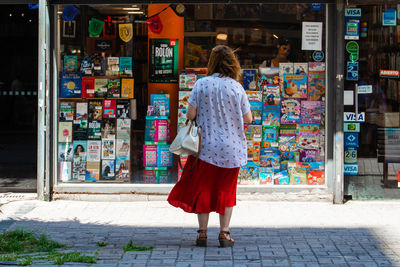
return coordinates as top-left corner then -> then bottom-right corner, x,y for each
1,200 -> 400,266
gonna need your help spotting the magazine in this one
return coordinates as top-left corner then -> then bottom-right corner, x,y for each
116,99 -> 130,119
242,69 -> 258,90
87,140 -> 101,162
307,72 -> 325,101
281,99 -> 301,124
157,145 -> 173,167
59,102 -> 74,121
259,148 -> 280,171
262,85 -> 280,106
278,135 -> 298,152
72,140 -> 87,162
154,119 -> 170,142
87,120 -> 101,140
143,144 -> 157,167
262,105 -> 280,126
101,159 -> 115,180
88,100 -> 102,120
238,161 -> 260,184
249,101 -> 262,125
102,138 -> 116,160
301,101 -> 321,124
246,91 -> 262,102
244,125 -> 262,142
179,72 -> 196,90
150,94 -> 170,116
282,74 -> 307,98
116,119 -> 131,140
261,126 -> 278,148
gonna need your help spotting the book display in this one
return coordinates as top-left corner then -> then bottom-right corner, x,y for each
142,93 -> 173,184
238,62 -> 326,185
58,55 -> 134,182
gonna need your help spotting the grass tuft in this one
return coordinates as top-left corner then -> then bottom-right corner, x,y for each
96,241 -> 108,247
123,240 -> 153,252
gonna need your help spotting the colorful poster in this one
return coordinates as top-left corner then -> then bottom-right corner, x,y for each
262,85 -> 280,105
149,39 -> 179,83
282,74 -> 307,98
281,99 -> 301,124
301,101 -> 321,124
262,105 -> 280,126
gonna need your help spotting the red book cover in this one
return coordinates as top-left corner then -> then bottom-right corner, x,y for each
81,77 -> 95,98
103,99 -> 116,119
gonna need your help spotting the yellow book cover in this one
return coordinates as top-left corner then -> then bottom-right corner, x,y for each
121,78 -> 134,98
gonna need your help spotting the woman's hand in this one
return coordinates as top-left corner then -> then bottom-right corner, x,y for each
187,104 -> 197,121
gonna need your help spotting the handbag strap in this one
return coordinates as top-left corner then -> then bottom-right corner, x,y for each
184,120 -> 202,172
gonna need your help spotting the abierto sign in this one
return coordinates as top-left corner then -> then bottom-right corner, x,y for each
379,70 -> 400,78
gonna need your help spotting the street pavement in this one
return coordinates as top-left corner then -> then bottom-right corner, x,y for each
0,199 -> 400,266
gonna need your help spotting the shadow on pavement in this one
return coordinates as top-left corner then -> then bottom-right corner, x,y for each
1,219 -> 399,266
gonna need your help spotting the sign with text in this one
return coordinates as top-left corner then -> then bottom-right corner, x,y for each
345,8 -> 362,18
344,122 -> 360,132
149,38 -> 179,83
357,85 -> 372,94
347,62 -> 359,81
301,22 -> 322,51
345,147 -> 357,164
344,133 -> 359,147
379,70 -> 400,78
345,19 -> 360,40
383,9 -> 396,26
344,112 -> 365,122
344,163 -> 358,175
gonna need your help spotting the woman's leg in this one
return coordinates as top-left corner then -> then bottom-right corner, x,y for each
219,207 -> 233,232
197,213 -> 210,230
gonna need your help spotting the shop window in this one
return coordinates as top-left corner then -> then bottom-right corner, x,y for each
56,3 -> 327,186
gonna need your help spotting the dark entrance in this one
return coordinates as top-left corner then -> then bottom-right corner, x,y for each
0,5 -> 38,192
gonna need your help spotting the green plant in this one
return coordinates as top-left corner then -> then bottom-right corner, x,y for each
97,241 -> 108,247
123,240 -> 153,252
50,252 -> 97,265
0,253 -> 17,262
18,257 -> 32,266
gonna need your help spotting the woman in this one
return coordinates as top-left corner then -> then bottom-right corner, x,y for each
168,45 -> 252,247
260,38 -> 291,68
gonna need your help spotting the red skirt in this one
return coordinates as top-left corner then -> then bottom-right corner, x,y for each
168,156 -> 239,215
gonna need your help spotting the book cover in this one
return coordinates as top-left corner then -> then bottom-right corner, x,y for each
274,170 -> 290,185
64,55 -> 77,72
87,120 -> 101,140
297,136 -> 320,150
58,122 -> 72,143
116,100 -> 130,119
279,62 -> 294,77
107,79 -> 121,98
72,161 -> 86,180
289,167 -> 307,185
307,72 -> 325,101
281,99 -> 301,124
244,125 -> 262,142
178,91 -> 191,127
103,99 -> 116,119
179,72 -> 196,90
296,124 -> 320,136
301,101 -> 321,124
94,78 -> 108,98
238,161 -> 260,185
116,139 -> 130,160
293,62 -> 308,75
262,85 -> 280,106
106,56 -> 119,76
249,101 -> 262,125
72,119 -> 88,140
300,149 -> 320,162
262,126 -> 278,148
308,62 -> 325,72
282,74 -> 307,98
252,141 -> 261,162
262,105 -> 280,126
242,69 -> 258,90
154,119 -> 170,142
116,119 -> 131,140
116,158 -> 130,181
121,78 -> 134,98
80,56 -> 93,76
58,142 -> 73,162
76,102 -> 88,120
102,138 -> 116,160
306,170 -> 325,185
260,148 -> 280,172
86,161 -> 100,181
144,117 -> 156,142
119,57 -> 133,76
59,101 -> 74,121
281,151 -> 300,162
73,140 -> 87,162
88,100 -> 102,120
258,67 -> 280,86
87,140 -> 101,162
247,141 -> 254,161
142,170 -> 157,184
279,125 -> 297,136
156,170 -> 171,184
246,91 -> 262,102
59,161 -> 71,181
60,72 -> 81,98
278,135 -> 298,152
101,159 -> 115,180
259,172 -> 274,185
143,144 -> 157,167
150,94 -> 170,116
157,145 -> 173,167
81,77 -> 95,98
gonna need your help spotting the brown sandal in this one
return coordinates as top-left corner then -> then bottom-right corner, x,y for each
195,229 -> 207,247
218,231 -> 235,247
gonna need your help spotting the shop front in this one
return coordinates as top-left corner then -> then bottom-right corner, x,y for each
343,2 -> 400,199
37,1 -> 343,201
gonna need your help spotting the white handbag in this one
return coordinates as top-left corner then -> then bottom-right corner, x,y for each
169,120 -> 201,156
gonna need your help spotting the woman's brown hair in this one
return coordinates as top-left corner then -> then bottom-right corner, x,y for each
206,45 -> 241,80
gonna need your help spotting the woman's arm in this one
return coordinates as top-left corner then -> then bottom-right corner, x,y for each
243,111 -> 252,124
187,104 -> 197,121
